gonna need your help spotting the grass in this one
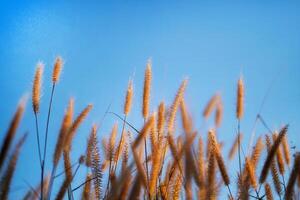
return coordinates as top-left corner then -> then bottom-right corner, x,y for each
0,56 -> 299,200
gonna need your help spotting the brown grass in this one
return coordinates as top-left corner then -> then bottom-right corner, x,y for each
236,77 -> 244,119
32,62 -> 43,114
259,125 -> 288,184
285,152 -> 300,200
1,57 -> 299,200
142,59 -> 152,119
124,79 -> 133,116
52,56 -> 63,83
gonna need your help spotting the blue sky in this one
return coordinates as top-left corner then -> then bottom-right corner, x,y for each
0,1 -> 300,199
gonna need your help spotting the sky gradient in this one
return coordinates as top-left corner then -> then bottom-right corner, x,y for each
0,1 -> 300,199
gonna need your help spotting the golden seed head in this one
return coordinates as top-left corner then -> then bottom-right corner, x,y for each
168,78 -> 188,133
157,101 -> 165,135
52,56 -> 63,83
203,94 -> 219,119
236,77 -> 244,119
124,79 -> 133,116
32,62 -> 44,114
215,98 -> 223,127
142,59 -> 152,119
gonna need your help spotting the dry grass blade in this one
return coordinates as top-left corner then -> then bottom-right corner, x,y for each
0,98 -> 26,170
215,98 -> 223,127
132,114 -> 155,149
259,125 -> 288,184
132,148 -> 148,188
53,98 -> 73,167
284,152 -> 300,200
128,175 -> 142,199
64,104 -> 93,151
63,150 -> 72,182
203,94 -> 219,120
228,133 -> 243,160
0,133 -> 27,200
55,178 -> 70,200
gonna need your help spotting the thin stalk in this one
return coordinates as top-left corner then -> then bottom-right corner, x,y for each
257,115 -> 272,134
226,185 -> 234,200
104,159 -> 113,199
72,176 -> 97,192
113,115 -> 127,174
109,112 -> 139,134
69,164 -> 80,200
34,113 -> 43,200
41,83 -> 56,200
281,174 -> 286,193
143,119 -> 150,200
34,114 -> 42,167
238,120 -> 242,175
255,189 -> 260,199
53,162 -> 78,179
46,165 -> 57,200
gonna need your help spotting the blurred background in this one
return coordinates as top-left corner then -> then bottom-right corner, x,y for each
0,1 -> 299,199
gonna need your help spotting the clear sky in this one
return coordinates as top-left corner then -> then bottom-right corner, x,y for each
0,1 -> 299,199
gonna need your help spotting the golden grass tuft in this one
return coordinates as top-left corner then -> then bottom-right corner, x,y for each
132,114 -> 155,149
82,173 -> 92,200
281,133 -> 291,166
215,98 -> 223,127
245,157 -> 257,189
2,58 -> 299,200
52,56 -> 63,83
0,134 -> 27,200
209,130 -> 230,186
0,98 -> 26,170
64,104 -> 93,151
228,133 -> 243,160
203,94 -> 219,120
142,59 -> 152,119
264,183 -> 274,200
264,134 -> 282,195
32,62 -> 43,114
272,132 -> 285,175
236,77 -> 244,119
167,79 -> 188,134
284,152 -> 300,200
53,98 -> 73,166
259,125 -> 288,184
157,101 -> 165,137
124,79 -> 133,116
